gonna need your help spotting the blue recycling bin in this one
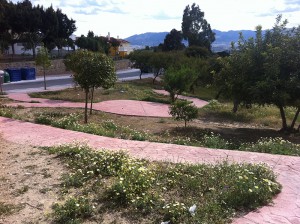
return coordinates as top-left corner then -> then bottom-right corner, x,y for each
21,67 -> 36,80
6,68 -> 21,82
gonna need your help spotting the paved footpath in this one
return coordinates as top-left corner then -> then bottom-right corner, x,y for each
1,92 -> 300,223
6,90 -> 208,118
0,116 -> 300,223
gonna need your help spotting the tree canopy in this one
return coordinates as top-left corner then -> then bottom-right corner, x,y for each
161,29 -> 185,52
182,3 -> 215,50
217,15 -> 300,132
0,0 -> 76,56
64,50 -> 117,123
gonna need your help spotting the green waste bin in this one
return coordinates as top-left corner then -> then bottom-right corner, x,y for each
4,71 -> 10,83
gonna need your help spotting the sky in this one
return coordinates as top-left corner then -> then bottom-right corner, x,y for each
12,0 -> 300,39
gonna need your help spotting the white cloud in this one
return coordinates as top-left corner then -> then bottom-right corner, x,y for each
10,0 -> 300,38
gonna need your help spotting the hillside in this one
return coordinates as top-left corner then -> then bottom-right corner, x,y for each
125,29 -> 260,51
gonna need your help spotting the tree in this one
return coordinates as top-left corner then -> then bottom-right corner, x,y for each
75,32 -> 109,54
169,100 -> 198,127
149,52 -> 173,83
41,5 -> 58,51
0,1 -> 76,56
185,46 -> 210,58
217,16 -> 300,132
35,46 -> 51,90
162,29 -> 185,51
128,50 -> 152,79
64,50 -> 117,123
182,3 -> 215,50
55,8 -> 76,53
19,1 -> 43,58
163,66 -> 197,102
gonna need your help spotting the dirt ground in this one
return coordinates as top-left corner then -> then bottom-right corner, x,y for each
0,136 -> 64,224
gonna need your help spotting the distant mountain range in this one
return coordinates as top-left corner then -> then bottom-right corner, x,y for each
125,29 -> 261,51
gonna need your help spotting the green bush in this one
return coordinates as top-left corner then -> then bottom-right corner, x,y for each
239,137 -> 300,156
47,144 -> 281,224
169,100 -> 198,127
201,132 -> 234,149
52,196 -> 92,224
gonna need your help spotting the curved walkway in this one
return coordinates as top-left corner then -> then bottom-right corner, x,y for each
0,117 -> 300,223
1,92 -> 300,223
6,91 -> 208,117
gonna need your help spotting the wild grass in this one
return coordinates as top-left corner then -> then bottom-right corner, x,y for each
29,79 -> 168,104
46,143 -> 281,224
33,111 -> 300,156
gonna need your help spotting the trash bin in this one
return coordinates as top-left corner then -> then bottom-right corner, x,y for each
0,70 -> 4,85
0,70 -> 4,93
6,68 -> 21,82
4,71 -> 10,83
21,67 -> 36,80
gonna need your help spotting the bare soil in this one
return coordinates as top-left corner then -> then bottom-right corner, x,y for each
0,136 -> 63,224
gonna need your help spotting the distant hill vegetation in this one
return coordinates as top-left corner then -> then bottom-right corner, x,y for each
125,29 -> 262,51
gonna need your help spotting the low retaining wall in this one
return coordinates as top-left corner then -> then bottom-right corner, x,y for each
0,59 -> 131,76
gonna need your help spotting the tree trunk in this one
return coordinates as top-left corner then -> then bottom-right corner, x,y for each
215,89 -> 222,100
232,99 -> 239,113
170,92 -> 175,103
139,70 -> 143,80
90,87 -> 95,115
43,67 -> 46,90
11,43 -> 15,56
290,107 -> 300,130
278,104 -> 288,131
153,71 -> 159,84
84,89 -> 89,123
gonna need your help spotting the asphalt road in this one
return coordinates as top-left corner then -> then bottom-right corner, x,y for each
2,69 -> 152,93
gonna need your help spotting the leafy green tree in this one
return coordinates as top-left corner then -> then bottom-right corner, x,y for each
64,50 -> 117,123
2,1 -> 23,55
162,29 -> 185,51
41,5 -> 58,51
0,1 -> 76,56
217,16 -> 300,132
149,52 -> 173,83
55,8 -> 76,52
19,1 -> 44,58
169,100 -> 198,127
163,66 -> 197,102
182,3 -> 215,50
75,32 -> 109,54
35,46 -> 51,90
128,50 -> 152,79
185,46 -> 210,58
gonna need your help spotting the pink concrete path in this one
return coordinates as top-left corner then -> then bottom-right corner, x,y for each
6,92 -> 207,118
153,89 -> 209,107
0,116 -> 299,224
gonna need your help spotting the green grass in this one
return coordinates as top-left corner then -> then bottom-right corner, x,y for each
46,143 -> 281,224
33,111 -> 300,156
199,100 -> 300,128
29,78 -> 168,104
0,202 -> 15,216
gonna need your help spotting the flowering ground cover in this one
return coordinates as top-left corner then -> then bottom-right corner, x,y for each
47,143 -> 281,224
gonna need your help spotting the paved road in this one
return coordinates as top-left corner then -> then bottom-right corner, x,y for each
2,69 -> 151,93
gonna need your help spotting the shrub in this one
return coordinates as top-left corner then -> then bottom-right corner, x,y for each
239,137 -> 300,156
169,100 -> 198,127
52,196 -> 93,224
47,143 -> 281,224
